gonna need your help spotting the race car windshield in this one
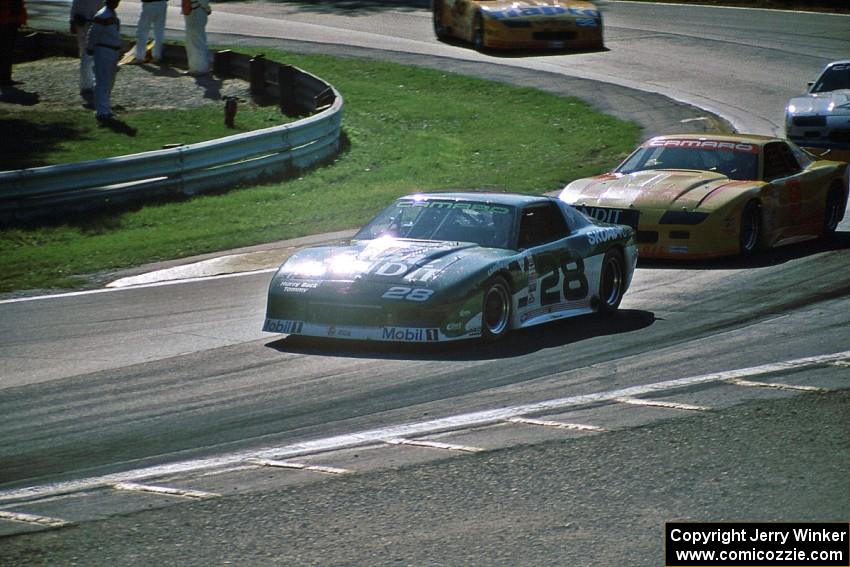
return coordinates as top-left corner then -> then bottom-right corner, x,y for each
811,65 -> 850,93
354,200 -> 516,249
616,146 -> 758,181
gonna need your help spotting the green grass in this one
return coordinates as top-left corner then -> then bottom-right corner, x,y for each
0,101 -> 292,170
0,49 -> 640,293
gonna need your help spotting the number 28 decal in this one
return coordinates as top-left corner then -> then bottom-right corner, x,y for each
382,287 -> 434,302
534,251 -> 589,304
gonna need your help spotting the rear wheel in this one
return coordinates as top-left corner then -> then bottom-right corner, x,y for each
473,13 -> 485,51
823,185 -> 845,235
481,276 -> 511,342
597,248 -> 625,315
739,200 -> 761,256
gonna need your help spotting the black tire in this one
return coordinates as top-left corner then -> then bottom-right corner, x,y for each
597,248 -> 625,315
473,13 -> 485,51
739,200 -> 761,256
481,276 -> 511,342
823,185 -> 845,235
432,1 -> 448,40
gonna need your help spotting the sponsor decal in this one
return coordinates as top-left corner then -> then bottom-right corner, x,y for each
485,6 -> 599,20
263,320 -> 304,334
279,281 -> 319,294
587,227 -> 628,246
381,327 -> 439,342
381,287 -> 435,302
646,138 -> 759,154
327,326 -> 353,338
397,200 -> 511,215
668,246 -> 690,254
575,205 -> 640,228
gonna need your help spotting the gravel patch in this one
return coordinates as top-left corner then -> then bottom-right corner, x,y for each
1,56 -> 252,113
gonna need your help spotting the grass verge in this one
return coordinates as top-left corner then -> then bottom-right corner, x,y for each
0,49 -> 640,293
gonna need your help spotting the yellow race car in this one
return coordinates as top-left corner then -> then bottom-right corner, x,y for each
432,0 -> 604,51
558,134 -> 849,260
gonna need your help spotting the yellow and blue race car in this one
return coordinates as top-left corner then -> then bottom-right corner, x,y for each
432,0 -> 604,51
559,134 -> 849,260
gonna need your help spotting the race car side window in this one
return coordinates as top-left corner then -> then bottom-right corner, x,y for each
518,203 -> 570,249
763,142 -> 801,181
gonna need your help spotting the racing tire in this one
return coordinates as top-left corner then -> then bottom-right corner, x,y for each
738,200 -> 762,256
823,185 -> 845,236
597,248 -> 625,315
432,1 -> 448,40
473,13 -> 485,51
481,276 -> 511,342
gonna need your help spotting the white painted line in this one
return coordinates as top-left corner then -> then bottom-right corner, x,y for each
615,397 -> 710,412
727,378 -> 826,392
385,438 -> 485,453
507,417 -> 606,432
0,268 -> 276,305
828,361 -> 850,368
2,349 -> 849,505
0,510 -> 70,528
113,482 -> 220,499
248,458 -> 351,475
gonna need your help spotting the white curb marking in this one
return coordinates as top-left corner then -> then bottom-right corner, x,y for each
506,417 -> 606,432
113,482 -> 219,500
248,459 -> 351,475
1,349 -> 848,505
0,510 -> 70,527
727,378 -> 826,392
614,397 -> 710,411
385,438 -> 485,453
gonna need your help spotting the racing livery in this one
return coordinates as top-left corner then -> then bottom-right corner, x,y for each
432,0 -> 603,51
263,193 -> 636,343
559,134 -> 849,259
786,60 -> 850,161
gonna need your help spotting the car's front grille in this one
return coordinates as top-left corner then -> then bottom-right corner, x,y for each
636,231 -> 659,244
533,31 -> 577,41
793,116 -> 827,127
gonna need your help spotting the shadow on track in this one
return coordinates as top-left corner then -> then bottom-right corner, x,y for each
261,0 -> 430,15
638,230 -> 850,271
265,308 -> 656,361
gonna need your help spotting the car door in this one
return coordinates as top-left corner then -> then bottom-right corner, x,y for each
762,141 -> 809,240
516,203 -> 593,325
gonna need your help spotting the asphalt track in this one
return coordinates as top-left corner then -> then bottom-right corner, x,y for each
1,2 -> 849,564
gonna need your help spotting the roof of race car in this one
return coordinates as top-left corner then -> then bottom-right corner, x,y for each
646,133 -> 782,147
399,192 -> 555,208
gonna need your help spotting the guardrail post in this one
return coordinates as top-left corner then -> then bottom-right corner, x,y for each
278,64 -> 298,116
214,49 -> 234,78
249,54 -> 266,98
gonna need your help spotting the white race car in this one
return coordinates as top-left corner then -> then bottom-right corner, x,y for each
785,60 -> 850,161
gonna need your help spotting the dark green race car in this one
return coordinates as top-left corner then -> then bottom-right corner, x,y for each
263,192 -> 637,343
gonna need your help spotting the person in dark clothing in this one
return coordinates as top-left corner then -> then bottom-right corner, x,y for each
0,0 -> 27,86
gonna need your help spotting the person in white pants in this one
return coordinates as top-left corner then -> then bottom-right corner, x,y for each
70,0 -> 103,98
133,0 -> 167,64
182,0 -> 210,75
86,0 -> 121,120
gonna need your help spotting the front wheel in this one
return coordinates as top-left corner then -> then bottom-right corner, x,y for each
473,13 -> 485,51
823,186 -> 845,235
739,200 -> 761,256
597,248 -> 625,315
432,1 -> 448,40
481,276 -> 511,342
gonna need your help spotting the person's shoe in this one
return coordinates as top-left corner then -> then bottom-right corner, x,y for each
126,58 -> 144,65
96,113 -> 114,123
0,79 -> 23,86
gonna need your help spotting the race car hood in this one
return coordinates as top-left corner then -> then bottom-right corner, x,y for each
275,237 -> 502,286
560,170 -> 754,210
787,91 -> 850,116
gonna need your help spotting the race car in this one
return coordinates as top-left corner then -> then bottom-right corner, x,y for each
431,0 -> 603,51
263,192 -> 636,343
785,60 -> 850,161
558,134 -> 849,260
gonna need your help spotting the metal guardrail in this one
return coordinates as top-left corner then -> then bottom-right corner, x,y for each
1,34 -> 344,224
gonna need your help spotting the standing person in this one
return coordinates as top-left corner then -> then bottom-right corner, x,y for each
182,0 -> 210,75
132,0 -> 167,64
86,0 -> 121,121
70,0 -> 103,99
0,0 -> 27,87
